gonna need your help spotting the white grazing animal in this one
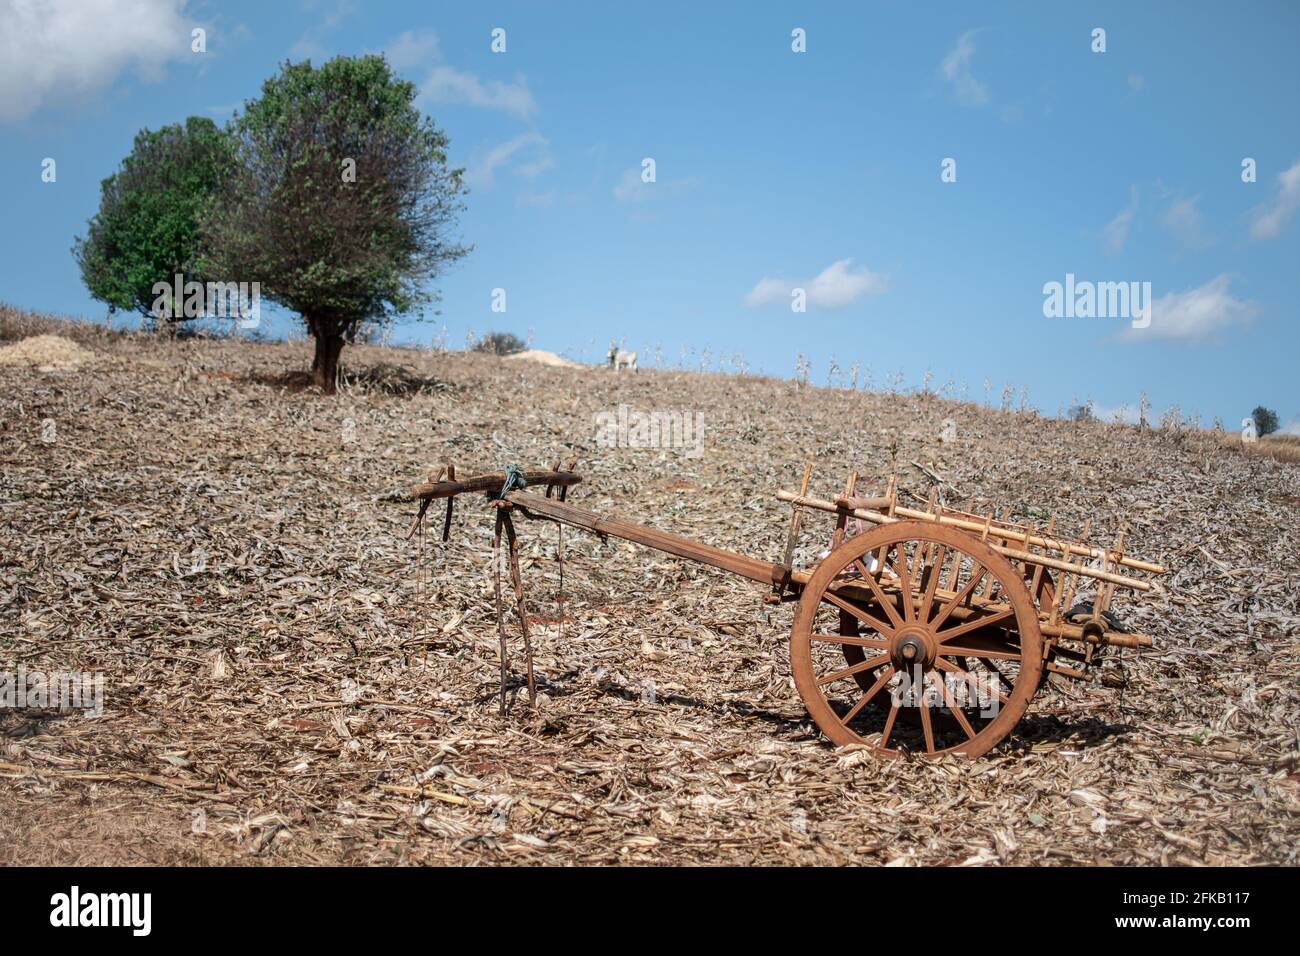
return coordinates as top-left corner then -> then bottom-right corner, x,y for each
608,344 -> 638,371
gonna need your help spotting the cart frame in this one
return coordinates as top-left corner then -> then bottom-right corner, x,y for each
407,464 -> 1165,758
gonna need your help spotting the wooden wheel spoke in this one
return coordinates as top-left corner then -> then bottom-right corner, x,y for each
851,559 -> 904,630
933,656 -> 970,677
937,630 -> 1019,655
918,688 -> 936,753
816,653 -> 889,687
930,564 -> 985,631
822,586 -> 896,637
886,546 -> 915,622
936,656 -> 1012,708
879,701 -> 900,750
919,544 -> 947,622
978,658 -> 1015,693
929,672 -> 977,740
937,643 -> 1020,661
841,665 -> 896,723
936,607 -> 1014,643
810,633 -> 889,649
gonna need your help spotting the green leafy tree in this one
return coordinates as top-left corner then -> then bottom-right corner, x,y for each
202,56 -> 470,392
74,116 -> 234,321
1252,406 -> 1279,437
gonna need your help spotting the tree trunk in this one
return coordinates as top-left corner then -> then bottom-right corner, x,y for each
310,324 -> 345,393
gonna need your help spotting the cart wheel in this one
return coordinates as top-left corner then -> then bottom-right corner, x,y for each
791,520 -> 1043,757
840,563 -> 1053,710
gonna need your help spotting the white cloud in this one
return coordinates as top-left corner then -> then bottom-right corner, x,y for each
940,30 -> 989,106
612,167 -> 696,204
0,0 -> 194,123
744,259 -> 888,310
613,167 -> 651,203
1277,420 -> 1300,437
289,0 -> 356,60
742,276 -> 790,308
383,29 -> 439,69
373,28 -> 536,119
1250,158 -> 1300,240
417,65 -> 535,118
1127,73 -> 1145,92
514,155 -> 553,178
1103,186 -> 1139,254
1162,195 -> 1210,248
1124,274 -> 1256,343
809,258 -> 889,307
465,133 -> 549,189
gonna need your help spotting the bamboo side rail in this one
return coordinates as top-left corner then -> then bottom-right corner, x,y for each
775,489 -> 1165,584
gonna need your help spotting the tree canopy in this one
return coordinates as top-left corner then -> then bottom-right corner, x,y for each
74,116 -> 234,319
201,55 -> 470,391
1252,406 -> 1279,436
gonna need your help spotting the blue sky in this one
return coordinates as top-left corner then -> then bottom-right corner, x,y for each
2,0 -> 1297,427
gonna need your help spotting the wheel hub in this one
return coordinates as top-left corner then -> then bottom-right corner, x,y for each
890,626 -> 935,669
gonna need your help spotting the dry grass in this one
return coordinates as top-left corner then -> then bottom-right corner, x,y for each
2,313 -> 1298,866
0,302 -> 124,347
1214,431 -> 1300,465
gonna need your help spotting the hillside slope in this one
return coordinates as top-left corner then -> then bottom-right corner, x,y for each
2,322 -> 1297,865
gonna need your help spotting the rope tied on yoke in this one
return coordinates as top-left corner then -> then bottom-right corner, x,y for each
492,464 -> 528,500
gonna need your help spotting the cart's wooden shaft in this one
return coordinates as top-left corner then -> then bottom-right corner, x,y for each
505,490 -> 786,587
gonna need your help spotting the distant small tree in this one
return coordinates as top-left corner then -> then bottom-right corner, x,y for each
1068,403 -> 1095,423
1252,406 -> 1279,437
473,331 -> 526,355
202,56 -> 470,392
74,116 -> 234,321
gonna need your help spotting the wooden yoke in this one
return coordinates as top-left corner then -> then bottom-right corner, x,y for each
411,468 -> 582,501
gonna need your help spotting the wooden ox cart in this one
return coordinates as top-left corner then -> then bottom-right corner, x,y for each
407,464 -> 1165,759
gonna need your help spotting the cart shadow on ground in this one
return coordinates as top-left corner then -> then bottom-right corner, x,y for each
478,671 -> 814,735
0,709 -> 79,740
476,672 -> 1136,755
1006,713 -> 1137,753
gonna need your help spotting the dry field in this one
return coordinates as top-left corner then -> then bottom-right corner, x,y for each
2,314 -> 1298,866
1219,432 -> 1300,465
